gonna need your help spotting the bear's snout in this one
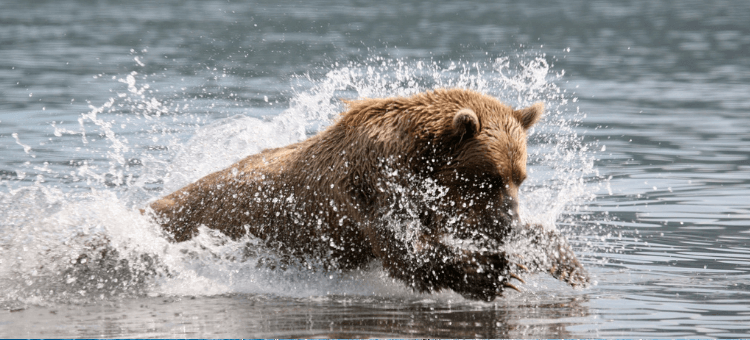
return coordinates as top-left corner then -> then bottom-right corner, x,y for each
503,195 -> 521,227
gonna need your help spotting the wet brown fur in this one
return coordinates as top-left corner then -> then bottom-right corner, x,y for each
147,88 -> 586,301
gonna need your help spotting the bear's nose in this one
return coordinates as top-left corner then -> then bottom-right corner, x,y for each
504,197 -> 520,226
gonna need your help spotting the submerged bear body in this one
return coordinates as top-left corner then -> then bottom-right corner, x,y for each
149,89 -> 588,301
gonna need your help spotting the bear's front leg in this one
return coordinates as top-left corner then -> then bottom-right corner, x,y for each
368,227 -> 524,301
514,224 -> 590,287
435,248 -> 523,301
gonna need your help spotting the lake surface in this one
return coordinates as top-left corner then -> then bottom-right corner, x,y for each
2,0 -> 749,338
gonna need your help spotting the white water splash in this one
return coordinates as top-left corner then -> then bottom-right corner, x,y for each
11,133 -> 33,157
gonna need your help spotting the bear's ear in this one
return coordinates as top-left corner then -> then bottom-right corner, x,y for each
453,108 -> 480,139
514,102 -> 545,130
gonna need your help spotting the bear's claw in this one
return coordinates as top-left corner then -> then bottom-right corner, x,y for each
503,281 -> 522,292
509,272 -> 526,284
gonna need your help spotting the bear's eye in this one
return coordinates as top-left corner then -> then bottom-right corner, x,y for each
515,173 -> 527,185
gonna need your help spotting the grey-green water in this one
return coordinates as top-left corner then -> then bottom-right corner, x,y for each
1,1 -> 749,338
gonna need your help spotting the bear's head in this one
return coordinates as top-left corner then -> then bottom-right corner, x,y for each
346,89 -> 543,245
360,89 -> 546,250
432,96 -> 544,243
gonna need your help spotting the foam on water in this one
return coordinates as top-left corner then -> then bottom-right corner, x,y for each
0,54 -> 600,307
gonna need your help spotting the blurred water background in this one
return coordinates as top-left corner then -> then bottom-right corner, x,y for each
1,0 -> 749,338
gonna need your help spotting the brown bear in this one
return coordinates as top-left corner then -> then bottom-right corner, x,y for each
147,88 -> 588,301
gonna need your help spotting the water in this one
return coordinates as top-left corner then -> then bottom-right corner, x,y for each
2,0 -> 750,337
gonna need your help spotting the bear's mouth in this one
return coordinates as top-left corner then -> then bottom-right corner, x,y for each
438,233 -> 500,253
435,234 -> 496,256
448,209 -> 519,243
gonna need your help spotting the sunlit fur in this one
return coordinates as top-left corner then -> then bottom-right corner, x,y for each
148,88 -> 587,301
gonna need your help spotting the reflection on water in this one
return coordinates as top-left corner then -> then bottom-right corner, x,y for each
2,0 -> 750,338
3,294 -> 590,338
